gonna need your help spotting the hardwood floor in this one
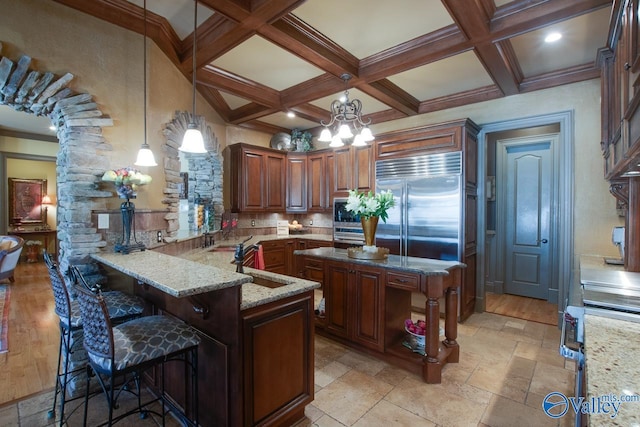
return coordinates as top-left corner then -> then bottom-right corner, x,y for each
0,261 -> 58,405
485,292 -> 558,325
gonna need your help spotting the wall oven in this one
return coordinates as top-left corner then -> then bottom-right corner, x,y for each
333,198 -> 365,246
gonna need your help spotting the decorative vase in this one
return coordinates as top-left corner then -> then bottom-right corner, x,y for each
361,216 -> 379,248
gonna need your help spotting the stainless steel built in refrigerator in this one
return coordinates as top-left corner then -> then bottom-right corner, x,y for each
375,151 -> 463,261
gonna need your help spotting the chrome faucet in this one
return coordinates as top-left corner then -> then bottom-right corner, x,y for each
235,235 -> 259,273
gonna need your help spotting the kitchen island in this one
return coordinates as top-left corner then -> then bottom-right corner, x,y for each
294,246 -> 465,384
92,248 -> 320,427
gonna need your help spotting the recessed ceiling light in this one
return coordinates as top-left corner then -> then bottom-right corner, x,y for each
49,125 -> 57,131
545,32 -> 562,43
287,111 -> 296,118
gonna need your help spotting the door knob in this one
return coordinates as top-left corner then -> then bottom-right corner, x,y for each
538,239 -> 548,244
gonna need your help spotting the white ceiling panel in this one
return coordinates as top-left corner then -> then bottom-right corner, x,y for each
211,35 -> 325,91
219,91 -> 251,110
292,0 -> 454,59
258,112 -> 319,131
309,88 -> 391,115
511,8 -> 610,77
387,51 -> 495,100
127,0 -> 213,40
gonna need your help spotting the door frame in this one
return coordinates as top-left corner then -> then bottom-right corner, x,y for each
496,134 -> 558,300
477,111 -> 574,326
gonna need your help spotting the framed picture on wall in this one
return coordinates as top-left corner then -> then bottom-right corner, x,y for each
8,178 -> 47,225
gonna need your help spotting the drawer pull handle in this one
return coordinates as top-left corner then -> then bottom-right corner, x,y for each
396,279 -> 409,283
190,296 -> 210,320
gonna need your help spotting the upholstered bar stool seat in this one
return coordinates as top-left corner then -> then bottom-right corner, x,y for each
44,252 -> 145,427
75,284 -> 200,427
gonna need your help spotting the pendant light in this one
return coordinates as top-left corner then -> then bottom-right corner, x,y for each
179,0 -> 207,153
135,0 -> 158,167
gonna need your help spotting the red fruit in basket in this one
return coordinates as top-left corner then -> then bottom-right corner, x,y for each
404,319 -> 413,328
417,320 -> 426,329
415,327 -> 424,336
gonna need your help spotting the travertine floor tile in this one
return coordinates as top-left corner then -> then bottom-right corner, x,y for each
467,356 -> 535,403
529,361 -> 575,397
353,400 -> 436,426
313,370 -> 393,426
315,361 -> 350,388
385,375 -> 487,426
336,350 -> 387,377
481,394 -> 557,427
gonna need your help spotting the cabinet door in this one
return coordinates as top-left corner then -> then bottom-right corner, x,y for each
286,154 -> 307,212
265,153 -> 286,211
302,255 -> 325,285
324,260 -> 350,338
307,153 -> 327,212
326,152 -> 335,205
262,240 -> 286,274
243,150 -> 266,210
332,147 -> 352,195
352,266 -> 384,351
353,145 -> 374,193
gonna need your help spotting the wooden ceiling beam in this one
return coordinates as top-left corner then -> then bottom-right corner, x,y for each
228,103 -> 279,124
198,65 -> 280,107
360,80 -> 419,116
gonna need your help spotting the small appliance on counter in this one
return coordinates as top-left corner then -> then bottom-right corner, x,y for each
604,226 -> 625,265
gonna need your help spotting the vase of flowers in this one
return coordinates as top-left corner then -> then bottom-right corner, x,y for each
101,167 -> 152,199
345,189 -> 395,253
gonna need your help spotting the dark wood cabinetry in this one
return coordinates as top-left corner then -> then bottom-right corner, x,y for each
323,259 -> 385,351
307,151 -> 331,211
600,1 -> 640,271
331,144 -> 374,198
286,154 -> 307,213
242,292 -> 314,427
229,143 -> 285,213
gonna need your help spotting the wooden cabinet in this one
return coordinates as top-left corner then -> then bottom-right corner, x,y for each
323,260 -> 385,351
307,151 -> 330,212
229,143 -> 285,212
599,0 -> 640,180
261,239 -> 288,275
331,144 -> 374,198
286,154 -> 307,213
242,292 -> 314,427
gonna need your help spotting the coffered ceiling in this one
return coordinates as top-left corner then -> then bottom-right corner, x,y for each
11,0 -> 614,137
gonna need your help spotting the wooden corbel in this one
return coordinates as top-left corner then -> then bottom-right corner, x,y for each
610,179 -> 629,216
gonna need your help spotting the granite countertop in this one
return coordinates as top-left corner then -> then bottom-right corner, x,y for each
93,234 -> 329,309
294,246 -> 465,275
584,314 -> 640,425
92,251 -> 252,298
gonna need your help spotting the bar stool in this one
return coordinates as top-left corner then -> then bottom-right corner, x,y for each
74,283 -> 200,426
43,252 -> 145,426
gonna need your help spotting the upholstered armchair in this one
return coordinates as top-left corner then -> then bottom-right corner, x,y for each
0,235 -> 25,283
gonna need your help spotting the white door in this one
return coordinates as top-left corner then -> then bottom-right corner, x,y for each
498,135 -> 556,299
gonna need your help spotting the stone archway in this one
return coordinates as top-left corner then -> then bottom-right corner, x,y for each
1,44 -> 114,275
162,111 -> 223,239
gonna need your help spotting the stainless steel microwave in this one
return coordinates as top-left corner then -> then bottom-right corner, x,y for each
333,198 -> 364,244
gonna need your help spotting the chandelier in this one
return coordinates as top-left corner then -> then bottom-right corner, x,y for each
318,73 -> 374,148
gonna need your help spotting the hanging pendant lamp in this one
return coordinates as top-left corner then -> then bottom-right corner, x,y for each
179,0 -> 207,153
135,0 -> 158,167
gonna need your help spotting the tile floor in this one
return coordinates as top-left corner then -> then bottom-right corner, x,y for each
0,311 -> 575,426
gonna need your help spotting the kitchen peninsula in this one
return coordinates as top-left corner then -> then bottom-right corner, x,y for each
91,248 -> 320,427
295,246 -> 465,384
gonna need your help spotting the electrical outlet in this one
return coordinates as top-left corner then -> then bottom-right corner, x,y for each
251,220 -> 255,227
156,231 -> 163,243
309,220 -> 313,226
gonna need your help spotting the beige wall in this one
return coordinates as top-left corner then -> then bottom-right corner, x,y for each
371,79 -> 622,262
6,157 -> 57,230
0,1 -> 620,264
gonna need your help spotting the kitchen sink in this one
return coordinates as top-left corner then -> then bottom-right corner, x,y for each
249,276 -> 287,289
208,246 -> 236,252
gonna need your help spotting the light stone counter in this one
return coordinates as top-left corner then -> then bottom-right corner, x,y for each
92,251 -> 252,298
93,235 -> 327,309
584,314 -> 640,425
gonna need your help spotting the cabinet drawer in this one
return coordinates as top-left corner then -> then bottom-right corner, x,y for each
263,250 -> 285,266
387,271 -> 420,291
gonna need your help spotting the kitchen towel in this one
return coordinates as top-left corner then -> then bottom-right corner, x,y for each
254,244 -> 265,270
